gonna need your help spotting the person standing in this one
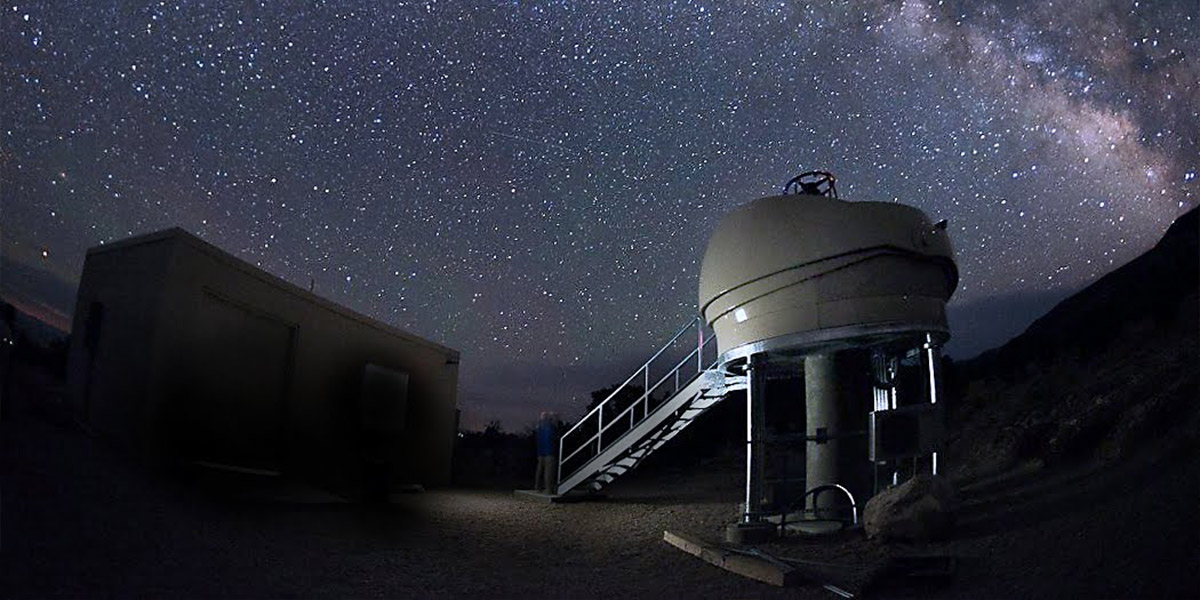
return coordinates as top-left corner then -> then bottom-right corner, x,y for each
534,411 -> 558,494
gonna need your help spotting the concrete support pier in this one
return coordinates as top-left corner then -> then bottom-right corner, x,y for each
804,351 -> 870,520
805,353 -> 840,519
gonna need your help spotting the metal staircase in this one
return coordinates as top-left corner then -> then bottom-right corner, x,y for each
555,317 -> 746,495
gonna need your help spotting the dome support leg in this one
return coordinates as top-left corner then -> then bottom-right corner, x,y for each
743,353 -> 767,523
805,351 -> 872,521
805,353 -> 840,520
922,333 -> 943,476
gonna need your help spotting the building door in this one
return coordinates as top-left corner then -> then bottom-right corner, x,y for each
358,364 -> 409,500
188,291 -> 295,473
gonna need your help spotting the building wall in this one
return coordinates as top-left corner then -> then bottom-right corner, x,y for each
67,236 -> 176,456
69,230 -> 459,495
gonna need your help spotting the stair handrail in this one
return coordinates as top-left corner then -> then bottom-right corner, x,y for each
558,315 -> 716,486
593,332 -> 715,444
562,316 -> 702,436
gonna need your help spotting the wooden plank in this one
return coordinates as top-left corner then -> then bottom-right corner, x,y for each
663,529 -> 707,556
663,530 -> 800,587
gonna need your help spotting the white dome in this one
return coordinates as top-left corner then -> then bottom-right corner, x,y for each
699,193 -> 958,364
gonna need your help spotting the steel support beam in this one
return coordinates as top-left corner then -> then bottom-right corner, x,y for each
743,353 -> 768,522
923,333 -> 942,475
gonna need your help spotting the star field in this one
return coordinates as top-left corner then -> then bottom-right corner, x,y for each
2,1 -> 1196,428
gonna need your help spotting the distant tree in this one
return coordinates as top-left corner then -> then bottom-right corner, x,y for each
483,420 -> 503,437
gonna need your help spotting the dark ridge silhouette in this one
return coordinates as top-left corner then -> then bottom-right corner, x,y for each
945,206 -> 1199,482
962,206 -> 1198,379
945,287 -> 1078,359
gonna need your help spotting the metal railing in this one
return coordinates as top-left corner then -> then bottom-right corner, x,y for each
557,316 -> 720,488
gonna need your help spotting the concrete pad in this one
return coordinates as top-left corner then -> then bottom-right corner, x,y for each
785,519 -> 844,535
513,489 -> 562,503
513,489 -> 606,504
724,521 -> 778,544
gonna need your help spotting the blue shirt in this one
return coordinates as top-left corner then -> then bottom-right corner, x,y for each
536,419 -> 557,456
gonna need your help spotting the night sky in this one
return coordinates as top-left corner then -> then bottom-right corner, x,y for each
2,1 -> 1196,429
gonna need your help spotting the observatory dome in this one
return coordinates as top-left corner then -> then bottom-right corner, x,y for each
699,192 -> 958,364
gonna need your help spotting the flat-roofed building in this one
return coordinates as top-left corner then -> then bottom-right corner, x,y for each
66,228 -> 459,497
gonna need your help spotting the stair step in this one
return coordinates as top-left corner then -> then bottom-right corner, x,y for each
555,360 -> 734,494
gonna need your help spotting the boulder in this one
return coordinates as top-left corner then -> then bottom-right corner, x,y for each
863,474 -> 959,542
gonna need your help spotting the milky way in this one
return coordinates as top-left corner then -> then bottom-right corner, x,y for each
2,1 -> 1196,428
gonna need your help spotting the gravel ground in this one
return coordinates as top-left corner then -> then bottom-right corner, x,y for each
5,408 -> 1198,599
1,411 -> 808,599
3,349 -> 1198,600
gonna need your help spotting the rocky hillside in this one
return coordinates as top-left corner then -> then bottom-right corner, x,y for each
946,207 -> 1199,481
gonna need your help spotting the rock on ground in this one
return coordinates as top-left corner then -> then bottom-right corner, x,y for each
863,474 -> 959,542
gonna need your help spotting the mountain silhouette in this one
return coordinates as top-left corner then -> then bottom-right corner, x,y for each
965,206 -> 1197,377
949,206 -> 1198,478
